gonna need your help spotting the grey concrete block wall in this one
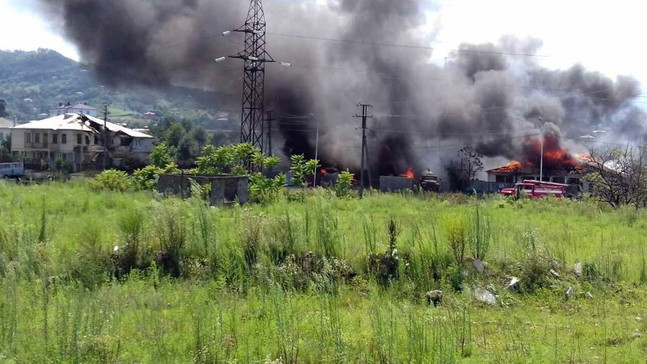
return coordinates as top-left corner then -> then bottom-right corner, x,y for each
157,174 -> 249,205
379,176 -> 414,192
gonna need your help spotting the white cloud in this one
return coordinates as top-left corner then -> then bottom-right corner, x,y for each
0,3 -> 79,60
430,0 -> 647,86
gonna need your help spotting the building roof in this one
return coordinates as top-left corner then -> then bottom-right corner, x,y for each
0,117 -> 14,129
14,113 -> 153,139
84,114 -> 153,139
13,114 -> 96,132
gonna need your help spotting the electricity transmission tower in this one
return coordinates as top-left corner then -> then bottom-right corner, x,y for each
221,0 -> 274,151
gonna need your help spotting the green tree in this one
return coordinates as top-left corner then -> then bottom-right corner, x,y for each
164,122 -> 186,147
192,126 -> 207,147
0,99 -> 6,117
177,134 -> 200,162
210,131 -> 232,147
289,154 -> 320,187
0,138 -> 12,163
149,142 -> 176,168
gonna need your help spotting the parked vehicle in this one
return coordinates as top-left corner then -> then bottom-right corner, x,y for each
0,162 -> 25,179
419,170 -> 440,192
501,179 -> 568,199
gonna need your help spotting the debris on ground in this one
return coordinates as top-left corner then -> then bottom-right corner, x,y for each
565,286 -> 574,299
473,259 -> 485,273
425,290 -> 443,307
474,287 -> 496,304
505,276 -> 521,292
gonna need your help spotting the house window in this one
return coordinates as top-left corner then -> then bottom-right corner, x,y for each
26,132 -> 31,143
94,136 -> 98,145
53,134 -> 58,144
62,134 -> 67,144
77,134 -> 82,144
35,133 -> 40,143
43,134 -> 48,144
85,135 -> 90,145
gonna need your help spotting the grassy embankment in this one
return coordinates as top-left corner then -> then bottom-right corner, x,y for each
0,181 -> 646,362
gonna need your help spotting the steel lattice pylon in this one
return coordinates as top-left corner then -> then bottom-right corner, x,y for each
230,0 -> 274,151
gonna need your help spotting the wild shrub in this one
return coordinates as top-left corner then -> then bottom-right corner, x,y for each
151,202 -> 186,277
448,304 -> 473,358
334,170 -> 354,198
519,228 -> 552,292
314,198 -> 340,259
444,213 -> 468,265
469,203 -> 492,261
289,154 -> 319,188
448,262 -> 463,292
242,215 -> 263,270
268,212 -> 299,265
131,163 -> 179,191
367,218 -> 400,286
71,221 -> 111,289
188,178 -> 211,203
362,214 -> 377,255
114,207 -> 145,277
89,169 -> 129,192
249,173 -> 286,204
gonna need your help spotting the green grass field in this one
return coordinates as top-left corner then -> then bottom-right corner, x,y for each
0,182 -> 645,362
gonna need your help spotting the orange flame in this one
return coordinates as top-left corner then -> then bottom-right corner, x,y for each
494,160 -> 523,173
400,166 -> 415,179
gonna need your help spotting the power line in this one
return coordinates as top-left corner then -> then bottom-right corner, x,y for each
267,32 -> 549,58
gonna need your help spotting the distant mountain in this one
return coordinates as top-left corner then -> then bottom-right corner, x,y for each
0,49 -> 238,129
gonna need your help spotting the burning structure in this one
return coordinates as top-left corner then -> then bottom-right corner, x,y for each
25,0 -> 647,177
486,131 -> 590,187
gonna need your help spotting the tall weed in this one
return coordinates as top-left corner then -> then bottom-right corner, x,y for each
151,202 -> 186,277
444,214 -> 468,265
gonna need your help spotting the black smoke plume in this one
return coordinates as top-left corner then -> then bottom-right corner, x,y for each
29,0 -> 647,176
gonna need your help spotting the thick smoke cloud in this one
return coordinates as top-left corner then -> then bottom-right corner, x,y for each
30,0 -> 647,176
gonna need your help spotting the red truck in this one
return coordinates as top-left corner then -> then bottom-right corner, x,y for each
501,180 -> 569,199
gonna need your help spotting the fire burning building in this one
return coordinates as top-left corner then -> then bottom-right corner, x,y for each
486,133 -> 590,188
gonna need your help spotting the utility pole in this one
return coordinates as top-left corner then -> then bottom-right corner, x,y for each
102,104 -> 109,170
313,118 -> 320,187
538,117 -> 544,182
355,103 -> 373,198
265,111 -> 274,156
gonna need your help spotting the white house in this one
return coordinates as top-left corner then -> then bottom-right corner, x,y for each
0,117 -> 14,142
11,113 -> 153,171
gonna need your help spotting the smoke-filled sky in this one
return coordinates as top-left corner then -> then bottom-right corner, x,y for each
2,0 -> 647,174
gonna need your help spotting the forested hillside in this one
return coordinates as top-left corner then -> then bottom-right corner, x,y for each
0,49 -> 236,128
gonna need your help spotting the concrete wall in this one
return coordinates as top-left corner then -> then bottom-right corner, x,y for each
157,174 -> 249,206
379,176 -> 414,192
